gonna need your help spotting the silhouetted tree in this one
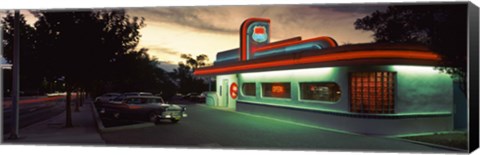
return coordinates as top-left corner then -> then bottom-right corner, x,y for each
32,10 -> 147,127
108,48 -> 177,99
2,9 -> 183,127
354,4 -> 467,95
1,12 -> 44,96
173,54 -> 209,94
172,63 -> 193,94
180,54 -> 209,70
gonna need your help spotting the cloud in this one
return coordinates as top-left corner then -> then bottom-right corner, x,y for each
128,7 -> 239,34
309,4 -> 387,14
149,47 -> 181,56
128,5 -> 380,44
127,5 -> 385,64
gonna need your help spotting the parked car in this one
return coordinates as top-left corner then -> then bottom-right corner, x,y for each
175,93 -> 184,98
108,92 -> 154,104
123,92 -> 153,97
99,96 -> 187,124
184,92 -> 206,103
183,93 -> 196,100
94,93 -> 121,106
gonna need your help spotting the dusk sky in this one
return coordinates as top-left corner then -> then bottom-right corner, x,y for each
1,4 -> 387,71
127,5 -> 387,71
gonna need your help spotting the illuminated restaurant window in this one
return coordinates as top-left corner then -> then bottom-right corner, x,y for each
350,72 -> 395,114
300,82 -> 341,102
242,83 -> 256,96
262,83 -> 291,98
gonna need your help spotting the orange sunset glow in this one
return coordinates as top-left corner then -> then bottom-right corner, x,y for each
1,4 -> 387,71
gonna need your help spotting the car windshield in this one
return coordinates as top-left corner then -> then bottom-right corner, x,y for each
112,97 -> 123,101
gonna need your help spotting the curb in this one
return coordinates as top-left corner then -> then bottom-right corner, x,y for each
100,122 -> 155,133
90,102 -> 155,133
391,137 -> 467,152
90,101 -> 107,133
387,131 -> 468,152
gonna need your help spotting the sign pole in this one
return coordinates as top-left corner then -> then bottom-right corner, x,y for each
9,10 -> 21,139
0,19 -> 3,143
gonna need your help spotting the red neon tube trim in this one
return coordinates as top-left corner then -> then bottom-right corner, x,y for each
267,36 -> 302,46
194,50 -> 440,75
253,36 -> 338,53
240,18 -> 270,61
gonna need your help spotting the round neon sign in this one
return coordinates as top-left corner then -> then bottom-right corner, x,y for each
252,25 -> 268,43
230,82 -> 238,99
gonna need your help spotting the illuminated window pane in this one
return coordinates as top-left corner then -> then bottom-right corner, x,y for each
262,83 -> 291,98
349,72 -> 395,114
242,83 -> 256,96
300,82 -> 341,102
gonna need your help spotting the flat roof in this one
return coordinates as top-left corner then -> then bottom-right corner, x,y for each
194,43 -> 441,76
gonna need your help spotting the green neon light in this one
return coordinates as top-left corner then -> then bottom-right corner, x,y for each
239,100 -> 451,117
392,65 -> 453,114
388,131 -> 465,138
240,67 -> 333,79
235,65 -> 453,116
392,65 -> 444,74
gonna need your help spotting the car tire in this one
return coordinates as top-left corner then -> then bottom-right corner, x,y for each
148,112 -> 159,124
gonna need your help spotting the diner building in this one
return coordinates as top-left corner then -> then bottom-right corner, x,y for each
194,18 -> 458,135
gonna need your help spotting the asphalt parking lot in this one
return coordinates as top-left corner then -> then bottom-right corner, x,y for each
99,102 -> 456,153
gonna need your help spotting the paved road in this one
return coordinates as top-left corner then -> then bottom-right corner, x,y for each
100,103 -> 455,153
2,96 -> 71,135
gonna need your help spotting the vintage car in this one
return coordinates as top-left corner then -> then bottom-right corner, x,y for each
94,93 -> 121,105
183,92 -> 206,103
108,92 -> 154,104
122,92 -> 153,97
99,96 -> 187,124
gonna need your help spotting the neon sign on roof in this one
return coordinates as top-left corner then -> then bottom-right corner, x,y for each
252,26 -> 268,43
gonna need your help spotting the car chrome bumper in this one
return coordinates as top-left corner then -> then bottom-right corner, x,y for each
158,111 -> 187,119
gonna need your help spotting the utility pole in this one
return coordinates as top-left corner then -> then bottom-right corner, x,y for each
0,19 -> 3,143
1,19 -> 13,143
9,10 -> 21,139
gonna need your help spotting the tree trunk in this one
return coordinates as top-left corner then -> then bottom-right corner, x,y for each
460,71 -> 466,97
65,85 -> 73,128
80,89 -> 84,107
74,90 -> 80,112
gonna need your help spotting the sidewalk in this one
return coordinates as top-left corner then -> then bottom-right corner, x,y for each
3,100 -> 105,145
